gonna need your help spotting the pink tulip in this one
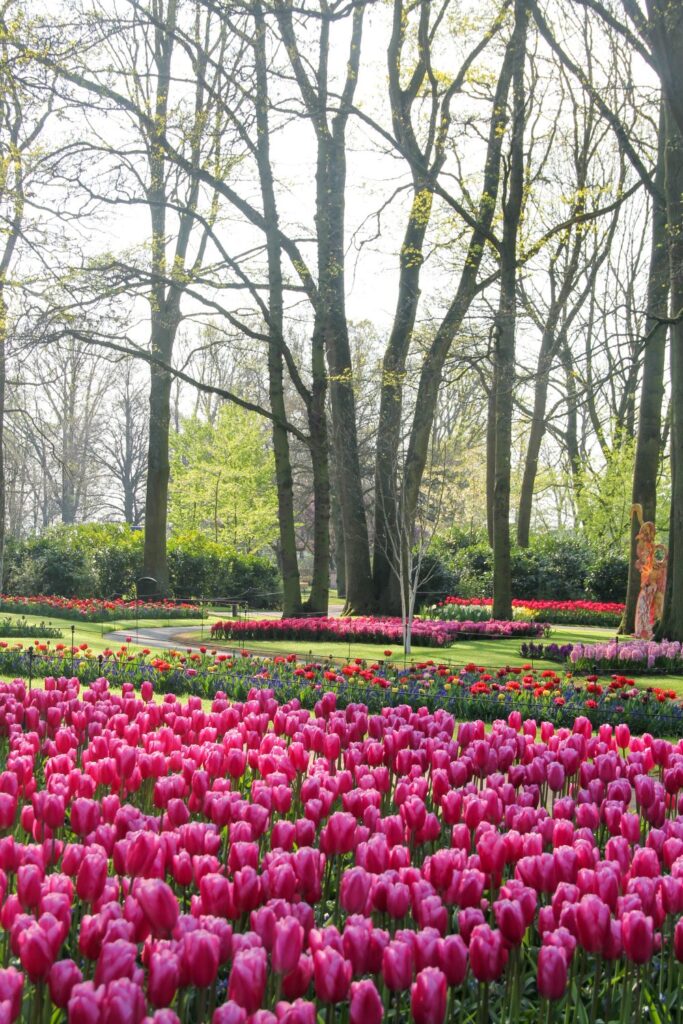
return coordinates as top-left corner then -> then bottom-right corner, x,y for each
411,967 -> 447,1024
537,946 -> 567,1000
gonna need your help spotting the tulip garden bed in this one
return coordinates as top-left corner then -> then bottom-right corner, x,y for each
429,598 -> 624,629
0,676 -> 682,1022
0,596 -> 203,622
521,639 -> 683,677
209,616 -> 548,648
1,640 -> 683,734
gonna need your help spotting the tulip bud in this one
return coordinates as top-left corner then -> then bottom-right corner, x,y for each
410,967 -> 447,1024
537,946 -> 567,1000
228,948 -> 267,1016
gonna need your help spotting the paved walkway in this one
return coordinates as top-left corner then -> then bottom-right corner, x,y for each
104,625 -> 209,650
104,601 -> 346,653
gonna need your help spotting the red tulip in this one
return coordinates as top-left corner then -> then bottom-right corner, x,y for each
136,879 -> 179,938
281,955 -> 313,1001
438,934 -> 468,987
0,968 -> 23,1021
493,899 -> 526,945
382,941 -> 413,991
18,923 -> 55,982
340,867 -> 372,915
94,938 -> 137,987
313,948 -> 351,1003
68,981 -> 103,1024
537,946 -> 567,1000
272,917 -> 304,976
181,929 -> 220,988
622,911 -> 654,964
349,979 -> 383,1024
17,864 -> 42,910
148,951 -> 179,1009
227,948 -> 267,1015
48,959 -> 83,1009
324,813 -> 357,856
100,976 -> 146,1024
76,852 -> 108,904
576,895 -> 610,954
410,967 -> 447,1024
468,925 -> 508,983
212,1003 -> 247,1024
70,798 -> 100,838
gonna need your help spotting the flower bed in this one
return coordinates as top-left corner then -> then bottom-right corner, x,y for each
210,616 -> 547,648
431,597 -> 624,628
1,642 -> 682,734
0,595 -> 202,622
0,678 -> 682,1022
568,639 -> 683,674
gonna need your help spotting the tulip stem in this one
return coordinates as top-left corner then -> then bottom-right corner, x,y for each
477,982 -> 489,1024
590,958 -> 602,1024
634,966 -> 643,1024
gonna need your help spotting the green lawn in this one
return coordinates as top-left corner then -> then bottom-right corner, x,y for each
1,613 -> 681,697
172,622 -> 681,693
0,612 -> 207,656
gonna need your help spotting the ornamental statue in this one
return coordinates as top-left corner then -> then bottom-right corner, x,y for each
632,503 -> 668,640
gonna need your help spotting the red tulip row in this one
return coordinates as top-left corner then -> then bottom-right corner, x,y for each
210,616 -> 546,647
433,598 -> 624,628
0,675 -> 681,1023
0,596 -> 201,622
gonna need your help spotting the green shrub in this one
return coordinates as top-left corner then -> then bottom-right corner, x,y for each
585,554 -> 628,603
5,528 -> 98,597
3,524 -> 281,608
414,553 -> 459,608
427,531 -> 613,602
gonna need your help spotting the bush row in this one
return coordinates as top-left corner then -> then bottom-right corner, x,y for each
426,533 -> 628,604
3,524 -> 281,608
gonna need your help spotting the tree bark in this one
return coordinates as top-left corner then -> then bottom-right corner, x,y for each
0,290 -> 6,590
305,327 -> 330,615
516,333 -> 553,547
373,186 -> 432,613
316,17 -> 373,613
401,32 -> 519,541
274,2 -> 371,612
486,384 -> 496,546
491,0 -> 527,621
254,4 -> 303,616
142,319 -> 175,596
659,102 -> 683,640
621,106 -> 668,634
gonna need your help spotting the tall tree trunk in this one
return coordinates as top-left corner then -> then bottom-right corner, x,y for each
331,468 -> 346,601
401,35 -> 518,540
659,102 -> 683,640
491,0 -> 527,621
254,4 -> 303,617
486,385 -> 496,546
373,185 -> 433,613
0,289 -> 6,590
142,320 -> 174,595
516,336 -> 552,548
318,131 -> 373,613
622,108 -> 669,634
305,330 -> 330,615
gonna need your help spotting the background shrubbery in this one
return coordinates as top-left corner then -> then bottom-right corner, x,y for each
3,524 -> 282,607
427,531 -> 628,604
1,523 -> 628,611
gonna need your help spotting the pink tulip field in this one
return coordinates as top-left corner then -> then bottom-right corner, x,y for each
0,673 -> 681,1023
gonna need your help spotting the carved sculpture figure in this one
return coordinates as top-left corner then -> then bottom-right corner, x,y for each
632,504 -> 668,640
